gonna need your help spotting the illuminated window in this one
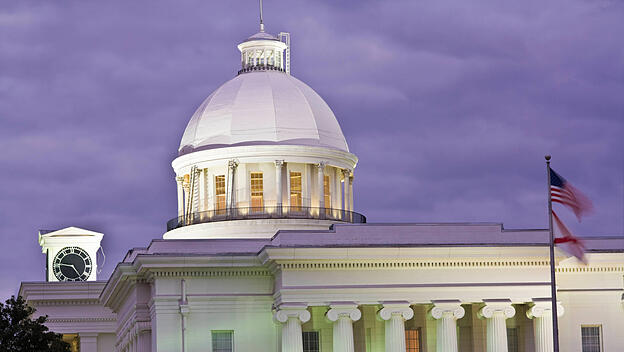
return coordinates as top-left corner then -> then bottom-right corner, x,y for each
215,175 -> 226,212
405,328 -> 420,352
250,172 -> 264,209
581,326 -> 602,352
212,331 -> 233,352
324,175 -> 331,214
290,172 -> 302,210
302,331 -> 319,352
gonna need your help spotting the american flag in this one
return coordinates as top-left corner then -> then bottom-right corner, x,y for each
549,167 -> 594,262
550,168 -> 594,221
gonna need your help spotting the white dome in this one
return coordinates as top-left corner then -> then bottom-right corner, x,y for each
179,71 -> 349,155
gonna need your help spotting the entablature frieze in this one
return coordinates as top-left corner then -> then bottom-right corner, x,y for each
147,268 -> 272,279
102,257 -> 269,311
46,317 -> 117,323
273,283 -> 551,307
44,317 -> 117,335
556,265 -> 624,273
277,259 -> 551,270
30,299 -> 103,306
172,144 -> 358,174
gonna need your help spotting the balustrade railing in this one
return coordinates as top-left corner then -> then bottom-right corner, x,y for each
166,206 -> 366,231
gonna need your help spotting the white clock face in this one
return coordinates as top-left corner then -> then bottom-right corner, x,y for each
52,247 -> 92,282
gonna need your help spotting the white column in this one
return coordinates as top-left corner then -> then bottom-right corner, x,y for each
192,168 -> 200,215
304,164 -> 312,207
429,300 -> 465,352
334,168 -> 342,211
275,160 -> 284,212
79,333 -> 98,352
274,305 -> 311,352
526,300 -> 564,352
206,169 -> 214,212
176,176 -> 184,218
378,302 -> 414,352
326,303 -> 361,352
342,169 -> 351,212
348,174 -> 354,211
479,300 -> 516,352
317,162 -> 326,213
227,159 -> 239,210
199,168 -> 207,213
182,176 -> 190,219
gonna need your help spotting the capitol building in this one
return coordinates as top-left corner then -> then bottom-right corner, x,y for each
19,15 -> 624,352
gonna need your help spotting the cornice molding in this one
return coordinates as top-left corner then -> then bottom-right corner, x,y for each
172,144 -> 358,173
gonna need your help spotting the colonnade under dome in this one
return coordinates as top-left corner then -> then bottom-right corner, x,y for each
173,160 -> 357,228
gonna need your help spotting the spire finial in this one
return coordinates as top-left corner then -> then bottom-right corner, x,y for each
259,0 -> 265,32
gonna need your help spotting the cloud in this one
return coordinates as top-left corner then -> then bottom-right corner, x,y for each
0,0 -> 622,299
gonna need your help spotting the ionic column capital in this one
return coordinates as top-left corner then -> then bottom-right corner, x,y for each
526,299 -> 564,319
274,305 -> 311,324
478,299 -> 516,319
317,161 -> 327,171
429,300 -> 465,320
175,176 -> 184,184
275,160 -> 284,168
228,159 -> 239,170
326,303 -> 361,322
342,169 -> 352,178
378,302 -> 414,321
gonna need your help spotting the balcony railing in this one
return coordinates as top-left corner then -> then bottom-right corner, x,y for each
166,206 -> 366,231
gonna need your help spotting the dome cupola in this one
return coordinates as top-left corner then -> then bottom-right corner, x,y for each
166,8 -> 364,239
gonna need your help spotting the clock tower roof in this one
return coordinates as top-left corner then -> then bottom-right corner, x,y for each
39,226 -> 103,248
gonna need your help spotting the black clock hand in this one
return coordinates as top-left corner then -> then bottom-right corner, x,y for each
59,263 -> 80,276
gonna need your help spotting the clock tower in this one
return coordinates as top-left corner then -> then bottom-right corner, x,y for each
39,226 -> 103,282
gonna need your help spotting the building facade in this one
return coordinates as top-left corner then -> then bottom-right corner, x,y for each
19,18 -> 624,352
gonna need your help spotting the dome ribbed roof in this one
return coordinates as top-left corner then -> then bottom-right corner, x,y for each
179,71 -> 349,155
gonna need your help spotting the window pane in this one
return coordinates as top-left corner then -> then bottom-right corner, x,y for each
215,175 -> 226,212
302,331 -> 319,352
250,172 -> 263,209
212,331 -> 233,352
405,329 -> 420,352
581,326 -> 601,352
290,172 -> 302,210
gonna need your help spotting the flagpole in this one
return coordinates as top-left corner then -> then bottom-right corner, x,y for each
545,155 -> 560,352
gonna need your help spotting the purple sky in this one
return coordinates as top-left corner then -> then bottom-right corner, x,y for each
1,0 -> 623,299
